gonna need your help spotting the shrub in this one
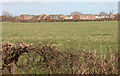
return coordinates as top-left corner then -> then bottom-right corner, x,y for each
2,42 -> 118,74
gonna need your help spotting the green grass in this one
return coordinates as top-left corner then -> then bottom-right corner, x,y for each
2,21 -> 118,52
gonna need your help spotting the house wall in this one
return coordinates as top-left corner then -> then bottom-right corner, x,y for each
47,17 -> 50,20
48,17 -> 58,20
40,18 -> 44,19
95,16 -> 110,19
95,16 -> 101,18
80,17 -> 96,20
19,15 -> 24,19
24,17 -> 33,19
66,16 -> 73,19
73,15 -> 80,20
33,18 -> 40,20
110,15 -> 115,19
60,15 -> 66,19
39,14 -> 47,19
55,17 -> 59,20
19,15 -> 33,19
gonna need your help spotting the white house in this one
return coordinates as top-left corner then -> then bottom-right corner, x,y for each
95,15 -> 110,19
65,15 -> 73,19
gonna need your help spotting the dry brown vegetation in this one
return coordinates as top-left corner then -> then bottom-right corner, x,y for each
1,42 -> 119,75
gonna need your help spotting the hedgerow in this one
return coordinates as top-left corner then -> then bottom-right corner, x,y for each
2,42 -> 119,74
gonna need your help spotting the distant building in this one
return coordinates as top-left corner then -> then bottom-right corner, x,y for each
18,14 -> 33,19
109,12 -> 116,19
80,14 -> 95,20
32,15 -> 41,20
95,14 -> 116,19
65,15 -> 73,19
58,14 -> 66,20
95,12 -> 110,19
73,15 -> 80,20
95,15 -> 109,19
17,12 -> 116,21
73,14 -> 95,20
39,14 -> 47,20
47,14 -> 66,20
47,15 -> 59,20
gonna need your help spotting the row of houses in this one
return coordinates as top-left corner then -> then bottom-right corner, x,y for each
16,13 -> 116,20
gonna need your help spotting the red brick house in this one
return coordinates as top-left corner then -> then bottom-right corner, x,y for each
40,16 -> 47,20
110,14 -> 115,19
73,15 -> 80,20
39,14 -> 47,20
47,14 -> 66,20
18,14 -> 33,19
47,15 -> 59,20
32,15 -> 41,20
59,14 -> 66,19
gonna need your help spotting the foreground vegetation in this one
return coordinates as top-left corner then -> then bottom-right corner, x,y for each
2,21 -> 118,52
2,42 -> 118,74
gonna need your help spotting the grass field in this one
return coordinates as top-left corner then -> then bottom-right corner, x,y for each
2,21 -> 118,52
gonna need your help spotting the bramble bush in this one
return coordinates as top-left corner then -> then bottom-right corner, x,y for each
2,42 -> 119,74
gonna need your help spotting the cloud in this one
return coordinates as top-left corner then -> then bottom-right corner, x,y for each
1,0 -> 119,2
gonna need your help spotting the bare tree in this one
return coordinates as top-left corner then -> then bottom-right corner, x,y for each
99,11 -> 108,16
2,11 -> 12,18
71,11 -> 82,15
2,11 -> 15,22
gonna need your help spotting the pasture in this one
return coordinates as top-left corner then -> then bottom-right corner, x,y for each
2,21 -> 118,52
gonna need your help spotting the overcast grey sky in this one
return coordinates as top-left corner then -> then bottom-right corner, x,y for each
1,0 -> 120,2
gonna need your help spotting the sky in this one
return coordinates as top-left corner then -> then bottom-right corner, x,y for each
1,2 -> 118,16
1,0 -> 120,2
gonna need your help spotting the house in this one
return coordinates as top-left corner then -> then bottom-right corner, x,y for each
96,12 -> 110,19
18,14 -> 33,19
39,14 -> 47,20
48,15 -> 59,20
80,14 -> 96,20
40,16 -> 47,20
59,14 -> 66,20
96,13 -> 116,19
109,14 -> 116,19
46,16 -> 51,20
95,15 -> 109,19
32,15 -> 41,20
58,14 -> 66,19
73,15 -> 80,20
48,14 -> 66,20
72,11 -> 95,20
73,14 -> 95,20
65,15 -> 73,19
